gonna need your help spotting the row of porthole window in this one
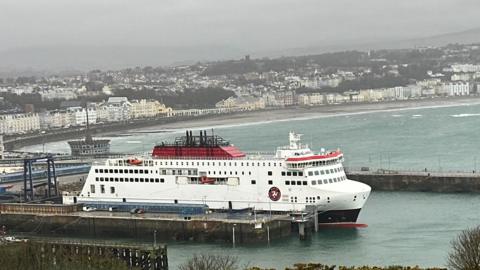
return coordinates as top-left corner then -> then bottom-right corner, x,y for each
311,175 -> 347,185
95,177 -> 165,183
308,167 -> 344,176
96,168 -> 150,174
281,171 -> 304,177
285,180 -> 308,186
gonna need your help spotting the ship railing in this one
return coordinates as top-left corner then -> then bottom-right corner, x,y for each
344,166 -> 480,177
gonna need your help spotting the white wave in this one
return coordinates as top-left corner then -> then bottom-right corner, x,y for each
451,113 -> 480,118
392,114 -> 403,117
412,114 -> 423,118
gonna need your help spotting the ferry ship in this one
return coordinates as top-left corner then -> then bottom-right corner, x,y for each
66,131 -> 371,224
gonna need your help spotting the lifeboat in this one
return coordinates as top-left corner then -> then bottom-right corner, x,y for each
127,158 -> 142,166
200,176 -> 215,184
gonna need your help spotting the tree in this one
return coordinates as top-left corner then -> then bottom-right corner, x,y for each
179,254 -> 240,270
448,226 -> 480,270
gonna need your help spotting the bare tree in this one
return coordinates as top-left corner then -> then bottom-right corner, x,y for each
179,254 -> 240,270
448,226 -> 480,270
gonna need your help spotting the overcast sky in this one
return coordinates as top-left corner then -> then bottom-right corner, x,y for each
1,0 -> 480,52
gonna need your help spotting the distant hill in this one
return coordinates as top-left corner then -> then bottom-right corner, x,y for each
1,28 -> 480,76
0,45 -> 245,74
267,28 -> 480,57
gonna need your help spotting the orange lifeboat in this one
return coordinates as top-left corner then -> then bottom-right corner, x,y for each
127,158 -> 142,166
200,176 -> 215,184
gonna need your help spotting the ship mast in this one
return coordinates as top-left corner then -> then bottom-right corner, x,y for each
85,105 -> 93,144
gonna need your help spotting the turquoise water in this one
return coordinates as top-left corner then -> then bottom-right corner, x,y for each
168,191 -> 480,269
33,102 -> 480,172
28,103 -> 480,268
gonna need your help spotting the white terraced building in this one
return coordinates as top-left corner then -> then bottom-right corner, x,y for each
0,113 -> 40,135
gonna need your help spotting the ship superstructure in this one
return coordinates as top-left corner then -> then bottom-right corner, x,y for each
67,131 -> 371,224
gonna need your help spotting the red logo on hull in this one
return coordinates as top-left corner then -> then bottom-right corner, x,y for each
268,187 -> 281,201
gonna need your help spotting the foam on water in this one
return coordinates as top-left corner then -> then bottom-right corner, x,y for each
451,113 -> 480,118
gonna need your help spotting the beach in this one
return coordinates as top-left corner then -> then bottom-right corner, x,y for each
120,96 -> 480,134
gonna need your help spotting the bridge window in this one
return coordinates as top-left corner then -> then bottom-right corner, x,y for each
287,172 -> 292,176
291,181 -> 296,186
268,180 -> 273,185
311,181 -> 316,185
317,180 -> 322,185
308,172 -> 313,176
323,179 -> 328,184
268,171 -> 272,176
281,172 -> 285,176
315,171 -> 319,176
292,172 -> 298,176
302,181 -> 307,185
95,177 -> 99,182
285,181 -> 290,185
299,172 -> 303,176
329,179 -> 333,183
95,169 -> 98,173
251,180 -> 256,185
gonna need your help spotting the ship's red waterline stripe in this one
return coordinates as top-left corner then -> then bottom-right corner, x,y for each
318,223 -> 368,228
286,151 -> 342,162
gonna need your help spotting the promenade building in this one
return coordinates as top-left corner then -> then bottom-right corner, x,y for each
0,113 -> 40,135
66,107 -> 97,126
97,97 -> 131,122
0,135 -> 3,159
129,99 -> 172,118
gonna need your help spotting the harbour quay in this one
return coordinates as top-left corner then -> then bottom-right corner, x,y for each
347,169 -> 480,193
0,203 -> 295,244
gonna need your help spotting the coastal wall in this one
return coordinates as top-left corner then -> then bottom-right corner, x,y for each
347,171 -> 480,193
0,213 -> 292,244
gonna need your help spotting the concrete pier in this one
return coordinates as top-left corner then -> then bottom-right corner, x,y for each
347,169 -> 480,193
0,206 -> 292,244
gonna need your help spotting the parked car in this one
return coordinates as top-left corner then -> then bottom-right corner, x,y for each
130,208 -> 145,214
82,206 -> 96,212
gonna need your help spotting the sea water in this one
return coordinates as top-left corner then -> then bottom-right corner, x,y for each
26,103 -> 480,268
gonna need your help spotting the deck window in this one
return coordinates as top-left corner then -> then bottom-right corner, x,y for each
311,181 -> 316,185
302,181 -> 307,185
291,181 -> 296,186
268,180 -> 273,185
268,171 -> 272,176
251,180 -> 256,185
315,171 -> 319,176
323,179 -> 328,184
317,180 -> 322,185
100,185 -> 105,193
287,172 -> 292,176
95,169 -> 98,173
281,172 -> 286,176
299,172 -> 303,176
110,187 -> 115,194
285,181 -> 290,185
90,185 -> 95,193
308,172 -> 313,176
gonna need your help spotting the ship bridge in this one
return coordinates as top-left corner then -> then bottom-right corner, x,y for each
277,132 -> 344,170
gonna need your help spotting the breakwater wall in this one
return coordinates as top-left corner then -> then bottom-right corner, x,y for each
347,171 -> 480,193
0,212 -> 292,244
